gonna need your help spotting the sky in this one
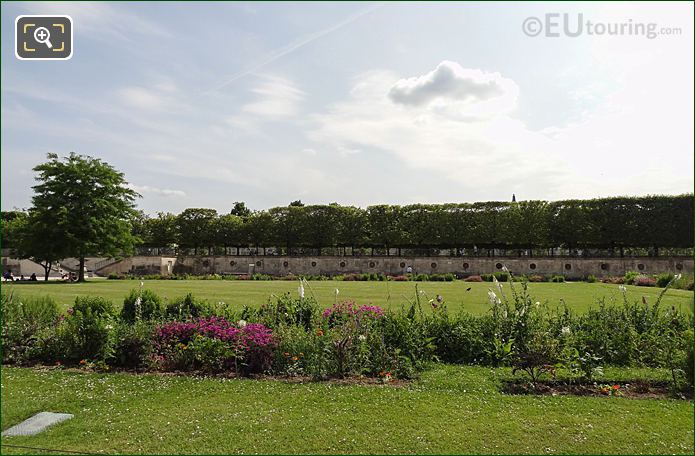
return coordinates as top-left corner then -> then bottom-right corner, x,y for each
2,1 -> 693,215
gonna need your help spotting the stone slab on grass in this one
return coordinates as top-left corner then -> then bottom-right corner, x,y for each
2,412 -> 74,436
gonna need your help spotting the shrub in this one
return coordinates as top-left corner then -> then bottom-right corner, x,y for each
550,275 -> 565,283
634,275 -> 656,287
322,301 -> 384,328
656,273 -> 674,288
389,275 -> 409,281
624,271 -> 640,285
121,288 -> 163,323
512,330 -> 559,385
585,274 -> 597,283
247,293 -> 318,330
463,275 -> 483,282
57,296 -> 117,363
113,321 -> 154,368
1,292 -> 60,364
493,272 -> 509,282
480,274 -> 494,282
528,275 -> 546,283
601,276 -> 625,284
165,293 -> 213,320
684,329 -> 694,388
429,273 -> 456,282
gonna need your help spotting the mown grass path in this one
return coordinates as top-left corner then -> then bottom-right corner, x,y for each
1,365 -> 692,454
4,279 -> 693,315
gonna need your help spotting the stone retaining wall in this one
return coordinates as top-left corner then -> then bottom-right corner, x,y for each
96,255 -> 692,278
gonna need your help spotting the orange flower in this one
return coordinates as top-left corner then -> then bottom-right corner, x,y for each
284,352 -> 290,357
299,352 -> 304,357
292,356 -> 298,361
79,359 -> 87,365
316,330 -> 324,337
612,385 -> 620,390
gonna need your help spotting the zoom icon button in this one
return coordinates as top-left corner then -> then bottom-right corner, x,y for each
16,15 -> 72,60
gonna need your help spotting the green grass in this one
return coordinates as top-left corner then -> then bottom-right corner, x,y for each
1,365 -> 692,454
3,279 -> 693,315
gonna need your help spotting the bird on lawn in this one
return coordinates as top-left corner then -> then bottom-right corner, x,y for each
466,287 -> 472,291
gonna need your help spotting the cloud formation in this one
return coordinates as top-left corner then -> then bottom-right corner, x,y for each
388,61 -> 514,107
129,184 -> 186,198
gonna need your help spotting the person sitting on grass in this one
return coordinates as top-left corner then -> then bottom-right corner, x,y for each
30,272 -> 37,281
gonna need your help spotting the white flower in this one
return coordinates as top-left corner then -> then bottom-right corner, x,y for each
237,320 -> 247,328
561,326 -> 571,336
140,281 -> 144,287
487,291 -> 501,306
675,274 -> 682,280
298,283 -> 305,299
502,265 -> 509,272
135,297 -> 142,307
535,301 -> 540,307
105,324 -> 113,330
618,285 -> 627,293
493,276 -> 503,293
335,288 -> 340,295
358,334 -> 367,341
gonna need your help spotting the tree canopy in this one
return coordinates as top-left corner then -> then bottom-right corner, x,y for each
25,153 -> 140,280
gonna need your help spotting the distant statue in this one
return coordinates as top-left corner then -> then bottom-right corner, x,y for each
512,193 -> 516,202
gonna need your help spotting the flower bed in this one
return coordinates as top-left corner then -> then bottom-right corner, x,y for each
2,273 -> 693,391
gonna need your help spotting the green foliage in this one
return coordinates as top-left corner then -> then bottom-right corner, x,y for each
511,330 -> 559,384
246,293 -> 319,330
656,273 -> 674,288
187,335 -> 238,372
165,293 -> 213,320
52,296 -> 117,363
113,320 -> 154,368
121,288 -> 163,322
29,153 -> 140,281
1,291 -> 60,363
624,271 -> 640,285
586,274 -> 597,283
493,272 -> 509,282
550,275 -> 565,283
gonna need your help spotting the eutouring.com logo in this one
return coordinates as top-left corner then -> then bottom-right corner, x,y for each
522,13 -> 682,39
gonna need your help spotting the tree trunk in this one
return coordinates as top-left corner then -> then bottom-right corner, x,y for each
43,261 -> 51,281
78,256 -> 86,282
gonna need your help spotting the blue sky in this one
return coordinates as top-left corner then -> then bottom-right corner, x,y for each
2,2 -> 693,214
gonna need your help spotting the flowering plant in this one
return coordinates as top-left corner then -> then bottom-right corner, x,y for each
598,384 -> 622,397
151,317 -> 275,373
322,301 -> 384,327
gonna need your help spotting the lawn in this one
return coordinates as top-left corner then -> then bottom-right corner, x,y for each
1,365 -> 692,454
3,279 -> 693,315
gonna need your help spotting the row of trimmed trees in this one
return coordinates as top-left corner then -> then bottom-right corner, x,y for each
4,153 -> 690,282
122,195 -> 693,257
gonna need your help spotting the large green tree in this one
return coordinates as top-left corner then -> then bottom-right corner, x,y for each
30,153 -> 140,281
176,208 -> 218,255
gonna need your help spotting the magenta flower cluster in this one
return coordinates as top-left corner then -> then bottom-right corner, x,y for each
153,317 -> 274,350
322,301 -> 385,321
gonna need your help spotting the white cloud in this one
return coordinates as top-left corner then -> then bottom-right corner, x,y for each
119,87 -> 166,111
389,61 -> 512,107
241,75 -> 305,119
308,66 -> 565,196
129,184 -> 186,198
308,57 -> 693,200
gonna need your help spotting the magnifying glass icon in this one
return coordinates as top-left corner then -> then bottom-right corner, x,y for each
33,27 -> 53,49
